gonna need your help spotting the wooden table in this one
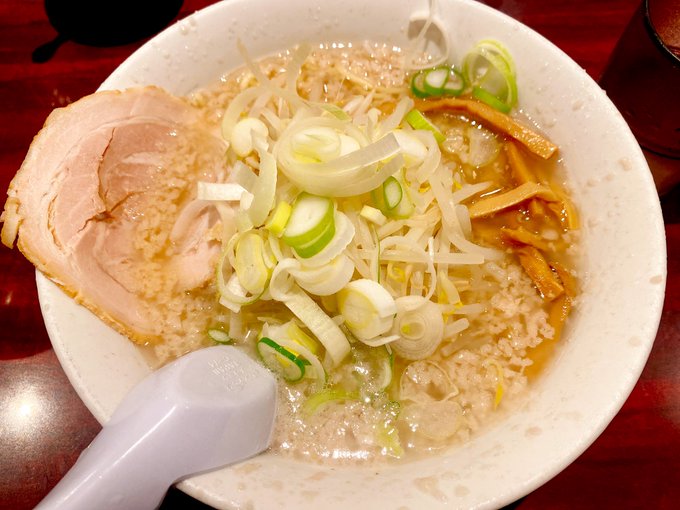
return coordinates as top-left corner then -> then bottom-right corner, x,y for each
1,1 -> 678,508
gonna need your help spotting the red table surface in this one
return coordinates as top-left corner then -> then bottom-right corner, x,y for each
1,1 -> 678,509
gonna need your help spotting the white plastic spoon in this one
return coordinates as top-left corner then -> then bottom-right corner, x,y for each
35,345 -> 277,509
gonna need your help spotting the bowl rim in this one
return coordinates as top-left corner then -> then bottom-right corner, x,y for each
39,0 -> 667,508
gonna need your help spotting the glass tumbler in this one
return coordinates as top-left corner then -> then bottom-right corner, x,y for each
599,0 -> 680,194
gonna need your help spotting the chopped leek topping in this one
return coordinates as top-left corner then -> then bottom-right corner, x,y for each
231,117 -> 269,157
409,65 -> 466,99
422,66 -> 450,96
382,176 -> 403,210
392,129 -> 428,166
391,296 -> 445,360
371,171 -> 414,219
208,328 -> 232,344
197,182 -> 247,202
288,253 -> 355,296
282,193 -> 336,258
337,279 -> 397,342
319,103 -> 351,120
275,118 -> 401,197
472,86 -> 511,114
283,286 -> 351,366
303,388 -> 357,415
407,39 -> 517,112
463,39 -> 517,111
283,194 -> 334,242
286,322 -> 320,355
216,250 -> 265,313
264,200 -> 292,236
442,67 -> 466,96
360,205 -> 387,226
291,126 -> 342,162
200,33 -> 551,458
410,69 -> 429,98
257,336 -> 306,382
404,109 -> 445,144
234,231 -> 271,294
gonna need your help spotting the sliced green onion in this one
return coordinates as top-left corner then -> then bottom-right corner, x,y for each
288,253 -> 355,296
283,194 -> 334,243
261,321 -> 326,385
404,109 -> 445,144
291,218 -> 336,259
391,296 -> 445,360
376,348 -> 393,391
234,231 -> 271,294
319,103 -> 351,121
231,117 -> 269,157
463,39 -> 517,110
208,328 -> 232,344
392,129 -> 428,167
196,182 -> 247,202
257,336 -> 306,382
371,224 -> 381,283
389,185 -> 415,218
422,66 -> 450,96
382,176 -> 403,210
291,126 -> 342,163
410,66 -> 466,99
283,286 -> 351,366
264,200 -> 292,236
472,86 -> 512,114
338,134 -> 361,156
442,67 -> 466,96
476,39 -> 516,75
371,171 -> 414,219
275,117 -> 401,197
286,322 -> 320,356
337,279 -> 397,341
252,147 -> 278,222
360,205 -> 387,226
262,320 -> 319,362
294,211 -> 354,267
276,335 -> 326,387
282,193 -> 336,258
216,247 -> 265,313
410,70 -> 430,98
303,388 -> 357,415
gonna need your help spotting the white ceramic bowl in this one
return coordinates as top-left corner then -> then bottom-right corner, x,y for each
37,0 -> 667,508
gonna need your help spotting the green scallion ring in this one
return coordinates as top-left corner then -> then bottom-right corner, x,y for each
472,86 -> 512,113
410,70 -> 430,98
208,328 -> 232,344
442,67 -> 466,96
382,176 -> 403,210
257,336 -> 306,382
422,66 -> 451,96
404,109 -> 446,144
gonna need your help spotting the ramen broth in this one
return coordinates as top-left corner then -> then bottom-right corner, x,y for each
144,42 -> 579,462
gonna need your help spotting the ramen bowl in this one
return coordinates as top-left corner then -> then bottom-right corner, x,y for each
37,0 -> 666,508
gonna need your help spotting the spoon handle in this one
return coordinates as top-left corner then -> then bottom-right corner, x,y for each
33,414 -> 178,510
33,345 -> 277,510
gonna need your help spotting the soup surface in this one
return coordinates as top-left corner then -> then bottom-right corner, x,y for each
0,41 -> 577,464
124,41 -> 578,462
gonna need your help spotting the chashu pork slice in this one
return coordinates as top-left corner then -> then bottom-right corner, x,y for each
1,86 -> 227,344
